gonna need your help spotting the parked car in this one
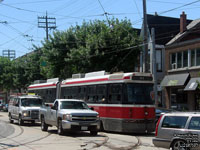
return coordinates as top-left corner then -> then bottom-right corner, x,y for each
39,99 -> 100,135
2,104 -> 8,112
8,95 -> 42,125
153,112 -> 200,150
155,107 -> 175,124
0,100 -> 3,110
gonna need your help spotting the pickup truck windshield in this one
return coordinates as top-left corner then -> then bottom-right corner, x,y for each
60,101 -> 89,110
21,98 -> 42,107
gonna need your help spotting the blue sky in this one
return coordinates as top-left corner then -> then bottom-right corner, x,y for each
0,0 -> 199,57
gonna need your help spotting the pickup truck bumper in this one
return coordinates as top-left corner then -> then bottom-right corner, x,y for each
21,116 -> 39,122
62,120 -> 100,131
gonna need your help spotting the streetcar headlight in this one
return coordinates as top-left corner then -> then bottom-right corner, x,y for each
22,111 -> 30,117
63,114 -> 72,121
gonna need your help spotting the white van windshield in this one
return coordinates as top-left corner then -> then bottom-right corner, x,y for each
21,98 -> 42,107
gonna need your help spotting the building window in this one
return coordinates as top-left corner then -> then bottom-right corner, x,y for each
156,49 -> 162,71
170,48 -> 200,70
183,50 -> 188,67
191,49 -> 195,67
171,53 -> 176,69
177,52 -> 182,68
196,48 -> 200,66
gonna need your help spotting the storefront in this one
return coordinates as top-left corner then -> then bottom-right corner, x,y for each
184,77 -> 200,110
161,73 -> 190,110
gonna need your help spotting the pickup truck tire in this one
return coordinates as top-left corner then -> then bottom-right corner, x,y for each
90,131 -> 98,136
9,113 -> 13,123
41,116 -> 48,131
57,119 -> 64,135
18,115 -> 24,126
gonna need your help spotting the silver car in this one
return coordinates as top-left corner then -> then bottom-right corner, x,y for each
153,112 -> 200,150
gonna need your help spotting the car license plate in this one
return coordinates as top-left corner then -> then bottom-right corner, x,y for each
81,126 -> 88,130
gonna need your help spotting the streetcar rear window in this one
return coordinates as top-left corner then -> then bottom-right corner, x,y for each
126,83 -> 153,104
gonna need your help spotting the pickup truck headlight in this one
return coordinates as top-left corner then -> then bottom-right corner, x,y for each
97,114 -> 100,120
22,111 -> 30,117
63,114 -> 72,121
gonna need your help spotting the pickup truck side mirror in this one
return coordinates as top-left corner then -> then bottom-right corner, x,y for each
90,107 -> 94,110
52,105 -> 58,110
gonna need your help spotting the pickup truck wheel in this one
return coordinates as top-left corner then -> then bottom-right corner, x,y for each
9,114 -> 13,123
57,119 -> 64,135
18,115 -> 24,126
90,131 -> 98,136
41,117 -> 48,131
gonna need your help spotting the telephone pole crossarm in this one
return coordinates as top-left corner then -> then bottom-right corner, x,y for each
38,12 -> 56,40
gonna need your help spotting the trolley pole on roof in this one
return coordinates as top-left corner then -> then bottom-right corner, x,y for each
151,28 -> 158,107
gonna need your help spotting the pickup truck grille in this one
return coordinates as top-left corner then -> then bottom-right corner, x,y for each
31,110 -> 39,119
72,116 -> 97,122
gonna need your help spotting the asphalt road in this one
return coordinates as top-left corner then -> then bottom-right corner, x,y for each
0,112 -> 167,150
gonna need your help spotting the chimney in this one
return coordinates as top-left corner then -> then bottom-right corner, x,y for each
180,11 -> 187,33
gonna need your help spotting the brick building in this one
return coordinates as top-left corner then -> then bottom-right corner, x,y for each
162,12 -> 200,110
139,13 -> 192,107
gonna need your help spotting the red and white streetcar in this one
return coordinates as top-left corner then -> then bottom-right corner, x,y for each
28,71 -> 155,133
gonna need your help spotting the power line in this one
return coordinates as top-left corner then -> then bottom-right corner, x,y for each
160,0 -> 200,15
8,0 -> 65,5
97,0 -> 110,25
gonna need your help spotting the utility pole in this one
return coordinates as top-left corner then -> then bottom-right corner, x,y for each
38,12 -> 56,40
2,50 -> 15,60
142,0 -> 148,73
151,28 -> 158,107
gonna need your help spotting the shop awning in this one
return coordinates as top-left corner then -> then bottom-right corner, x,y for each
161,73 -> 189,87
184,77 -> 200,91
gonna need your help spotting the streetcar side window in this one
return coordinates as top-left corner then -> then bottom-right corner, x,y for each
78,86 -> 86,100
96,84 -> 107,103
71,87 -> 79,99
61,87 -> 72,99
108,84 -> 122,104
86,85 -> 96,103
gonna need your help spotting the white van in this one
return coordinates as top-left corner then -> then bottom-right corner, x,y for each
0,99 -> 3,110
8,95 -> 42,125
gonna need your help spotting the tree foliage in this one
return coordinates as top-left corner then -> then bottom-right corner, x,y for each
41,18 -> 141,79
0,18 -> 141,92
0,57 -> 14,91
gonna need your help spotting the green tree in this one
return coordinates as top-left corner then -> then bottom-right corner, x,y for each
0,57 -> 14,91
13,48 -> 45,91
41,18 -> 141,79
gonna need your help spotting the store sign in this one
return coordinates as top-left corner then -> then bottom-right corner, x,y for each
189,82 -> 196,89
167,80 -> 178,86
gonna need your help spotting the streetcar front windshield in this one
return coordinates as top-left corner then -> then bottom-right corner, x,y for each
60,101 -> 90,110
21,98 -> 42,107
126,83 -> 153,104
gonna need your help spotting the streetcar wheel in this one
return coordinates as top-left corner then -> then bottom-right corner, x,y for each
9,114 -> 13,123
18,115 -> 24,126
57,119 -> 64,135
41,117 -> 48,131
